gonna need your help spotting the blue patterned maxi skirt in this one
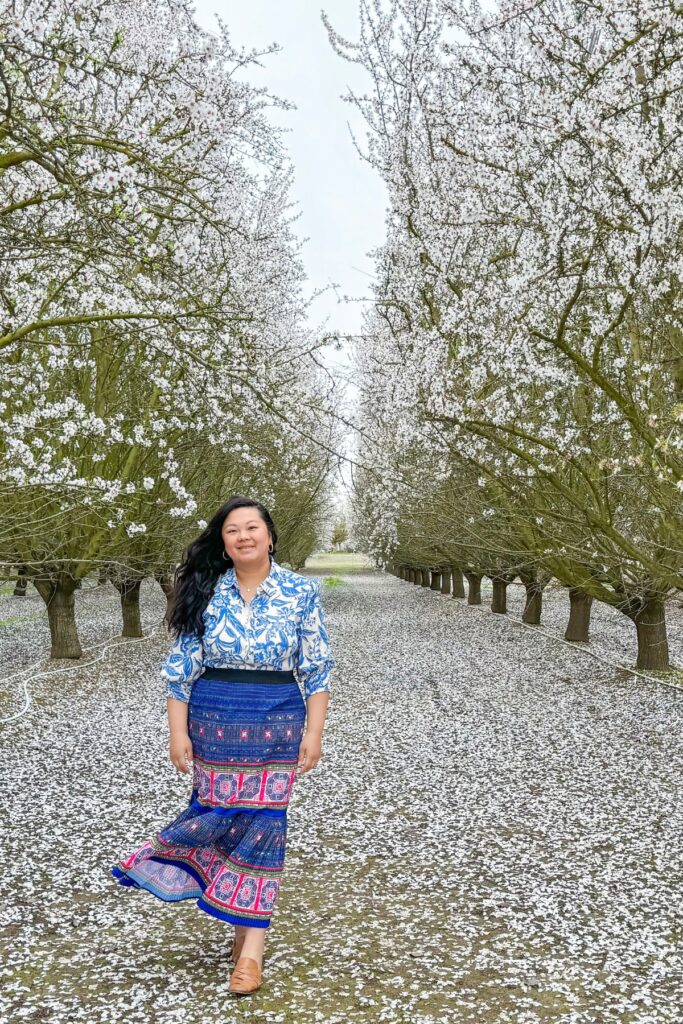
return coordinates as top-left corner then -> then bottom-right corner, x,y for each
110,667 -> 306,928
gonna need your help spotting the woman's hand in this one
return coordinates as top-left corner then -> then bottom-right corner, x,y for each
297,730 -> 323,775
170,731 -> 193,774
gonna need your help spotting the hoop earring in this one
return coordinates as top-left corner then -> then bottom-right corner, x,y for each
222,550 -> 230,561
268,543 -> 273,553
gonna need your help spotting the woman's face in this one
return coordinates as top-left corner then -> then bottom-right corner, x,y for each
221,507 -> 271,570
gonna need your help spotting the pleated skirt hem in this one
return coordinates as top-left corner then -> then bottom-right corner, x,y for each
110,860 -> 272,928
109,671 -> 306,930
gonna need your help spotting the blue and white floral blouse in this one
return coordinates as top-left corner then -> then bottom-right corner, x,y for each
161,559 -> 335,703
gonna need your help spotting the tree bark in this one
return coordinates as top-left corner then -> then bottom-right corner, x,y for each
440,569 -> 451,595
521,581 -> 543,624
524,585 -> 544,622
97,565 -> 108,586
491,578 -> 509,614
155,572 -> 176,626
32,577 -> 82,659
13,566 -> 27,597
421,568 -> 430,587
465,573 -> 482,605
113,579 -> 143,638
626,597 -> 670,670
430,570 -> 441,591
564,588 -> 593,642
451,568 -> 465,598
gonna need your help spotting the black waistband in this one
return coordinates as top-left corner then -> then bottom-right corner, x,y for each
200,667 -> 297,685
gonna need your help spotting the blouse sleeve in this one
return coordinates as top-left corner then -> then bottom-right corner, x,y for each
296,577 -> 335,700
161,629 -> 204,703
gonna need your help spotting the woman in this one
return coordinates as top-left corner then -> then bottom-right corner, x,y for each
111,495 -> 335,996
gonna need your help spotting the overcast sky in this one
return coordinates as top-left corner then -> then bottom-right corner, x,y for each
192,1 -> 386,512
193,0 -> 387,359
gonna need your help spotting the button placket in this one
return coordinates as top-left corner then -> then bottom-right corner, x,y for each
243,588 -> 260,660
231,574 -> 268,665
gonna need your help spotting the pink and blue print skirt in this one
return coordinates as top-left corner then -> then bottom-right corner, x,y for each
110,667 -> 306,928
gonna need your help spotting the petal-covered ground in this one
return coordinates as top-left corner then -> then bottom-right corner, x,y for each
1,570 -> 682,1024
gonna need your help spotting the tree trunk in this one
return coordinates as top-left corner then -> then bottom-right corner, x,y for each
430,571 -> 441,591
465,573 -> 482,605
627,597 -> 670,670
491,578 -> 508,614
451,568 -> 465,598
32,577 -> 82,659
421,568 -> 430,587
97,565 -> 108,586
114,579 -> 143,638
440,570 -> 451,595
521,581 -> 543,624
156,572 -> 176,626
13,566 -> 27,597
564,588 -> 593,642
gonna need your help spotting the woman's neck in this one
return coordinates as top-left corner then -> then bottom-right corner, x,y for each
233,558 -> 271,587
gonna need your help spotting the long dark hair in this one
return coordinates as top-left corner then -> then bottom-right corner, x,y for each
166,495 -> 278,639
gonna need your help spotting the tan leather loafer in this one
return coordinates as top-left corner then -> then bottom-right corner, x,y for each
229,956 -> 262,995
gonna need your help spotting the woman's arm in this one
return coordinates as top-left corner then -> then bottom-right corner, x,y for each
296,578 -> 335,775
297,690 -> 330,775
305,690 -> 330,736
161,629 -> 204,773
167,697 -> 189,735
167,698 -> 194,773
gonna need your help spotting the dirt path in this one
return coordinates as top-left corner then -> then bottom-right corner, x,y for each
1,571 -> 681,1024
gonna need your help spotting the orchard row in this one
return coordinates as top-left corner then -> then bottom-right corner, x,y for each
0,0 -> 338,657
336,1 -> 683,670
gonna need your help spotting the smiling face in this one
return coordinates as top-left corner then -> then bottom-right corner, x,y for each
221,506 -> 272,571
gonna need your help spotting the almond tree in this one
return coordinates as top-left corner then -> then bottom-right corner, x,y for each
332,0 -> 683,668
0,0 -> 338,655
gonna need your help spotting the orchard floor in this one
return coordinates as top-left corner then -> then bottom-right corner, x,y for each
0,566 -> 682,1024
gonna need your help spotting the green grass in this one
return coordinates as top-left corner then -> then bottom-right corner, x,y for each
638,664 -> 683,687
323,576 -> 346,587
0,613 -> 44,626
305,551 -> 375,574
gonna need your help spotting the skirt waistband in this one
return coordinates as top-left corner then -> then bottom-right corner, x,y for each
200,667 -> 297,685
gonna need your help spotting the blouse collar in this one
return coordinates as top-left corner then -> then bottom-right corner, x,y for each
222,558 -> 281,598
